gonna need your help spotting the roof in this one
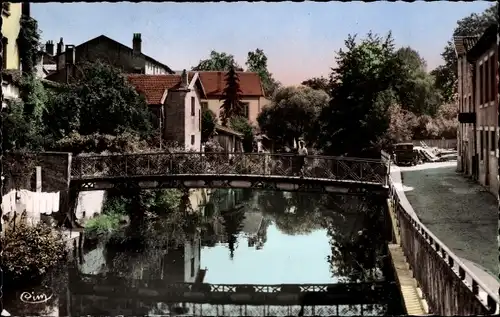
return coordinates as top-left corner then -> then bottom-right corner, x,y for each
215,124 -> 243,138
467,24 -> 498,62
189,71 -> 265,97
453,35 -> 481,56
127,74 -> 182,104
54,35 -> 174,74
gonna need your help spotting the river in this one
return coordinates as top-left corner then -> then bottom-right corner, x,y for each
2,189 -> 403,316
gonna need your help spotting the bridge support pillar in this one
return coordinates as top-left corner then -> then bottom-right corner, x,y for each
58,185 -> 81,229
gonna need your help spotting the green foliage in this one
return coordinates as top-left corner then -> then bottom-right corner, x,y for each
301,77 -> 330,92
219,66 -> 244,126
192,50 -> 244,71
54,131 -> 149,154
84,213 -> 122,239
246,49 -> 281,97
1,75 -> 48,151
258,86 -> 329,149
17,15 -> 42,75
44,61 -> 154,142
3,219 -> 68,280
433,3 -> 498,102
230,116 -> 254,152
318,32 -> 400,156
201,108 -> 217,143
393,47 -> 442,116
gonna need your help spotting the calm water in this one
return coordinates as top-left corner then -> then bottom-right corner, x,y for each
3,189 -> 403,316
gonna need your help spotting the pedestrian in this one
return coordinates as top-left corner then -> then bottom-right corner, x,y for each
297,140 -> 308,176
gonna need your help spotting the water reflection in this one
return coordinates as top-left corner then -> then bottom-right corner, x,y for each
3,189 -> 401,316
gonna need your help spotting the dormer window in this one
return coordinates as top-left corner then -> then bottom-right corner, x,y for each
2,2 -> 11,16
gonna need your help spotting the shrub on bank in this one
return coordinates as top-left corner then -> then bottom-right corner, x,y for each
3,218 -> 68,281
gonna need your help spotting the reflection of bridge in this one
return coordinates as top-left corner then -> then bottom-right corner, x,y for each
70,152 -> 389,194
69,270 -> 399,307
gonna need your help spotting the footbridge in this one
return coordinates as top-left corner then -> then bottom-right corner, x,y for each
69,152 -> 389,194
68,269 -> 402,315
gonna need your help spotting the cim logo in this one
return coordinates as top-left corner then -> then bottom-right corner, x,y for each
19,290 -> 53,304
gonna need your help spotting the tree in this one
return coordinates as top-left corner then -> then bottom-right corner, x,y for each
393,47 -> 442,116
301,77 -> 330,92
432,3 -> 498,102
44,61 -> 154,143
192,50 -> 244,71
201,108 -> 217,143
219,65 -> 244,126
318,32 -> 399,156
17,15 -> 42,75
230,116 -> 254,152
257,86 -> 329,149
246,49 -> 281,97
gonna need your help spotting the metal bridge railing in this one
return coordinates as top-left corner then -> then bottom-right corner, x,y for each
388,177 -> 499,315
70,152 -> 388,185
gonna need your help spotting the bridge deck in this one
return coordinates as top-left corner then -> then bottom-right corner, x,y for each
70,152 -> 389,193
70,270 -> 397,306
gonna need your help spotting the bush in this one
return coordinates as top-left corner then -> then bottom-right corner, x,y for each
54,131 -> 150,155
84,213 -> 123,239
3,218 -> 68,281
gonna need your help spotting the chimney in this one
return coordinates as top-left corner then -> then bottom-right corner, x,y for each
56,38 -> 64,71
133,33 -> 142,55
45,40 -> 54,56
65,45 -> 75,65
181,69 -> 188,88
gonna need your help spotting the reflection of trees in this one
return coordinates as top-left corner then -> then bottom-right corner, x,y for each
323,195 -> 388,283
221,205 -> 245,259
257,191 -> 324,235
257,191 -> 389,285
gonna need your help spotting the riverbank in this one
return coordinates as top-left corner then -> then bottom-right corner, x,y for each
397,161 -> 499,295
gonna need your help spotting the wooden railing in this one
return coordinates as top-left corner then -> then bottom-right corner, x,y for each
70,152 -> 389,185
388,178 -> 499,315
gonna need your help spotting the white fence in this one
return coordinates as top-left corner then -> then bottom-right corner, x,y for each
413,139 -> 457,149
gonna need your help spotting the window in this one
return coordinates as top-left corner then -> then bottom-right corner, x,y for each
2,37 -> 7,69
468,96 -> 472,112
485,59 -> 489,104
480,130 -> 484,160
201,101 -> 208,111
190,258 -> 195,277
491,131 -> 496,152
191,97 -> 195,116
191,134 -> 195,145
490,54 -> 496,102
242,102 -> 250,119
479,64 -> 484,105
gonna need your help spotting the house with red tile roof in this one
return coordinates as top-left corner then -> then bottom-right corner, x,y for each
184,71 -> 271,126
127,71 -> 206,151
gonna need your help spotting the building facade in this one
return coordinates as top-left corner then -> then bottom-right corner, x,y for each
127,71 -> 205,151
464,25 -> 499,195
187,71 -> 270,126
1,2 -> 26,108
46,33 -> 174,83
455,35 -> 480,178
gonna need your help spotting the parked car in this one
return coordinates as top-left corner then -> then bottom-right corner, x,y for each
392,143 -> 419,166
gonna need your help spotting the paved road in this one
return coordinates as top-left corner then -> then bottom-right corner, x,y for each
399,162 -> 499,293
